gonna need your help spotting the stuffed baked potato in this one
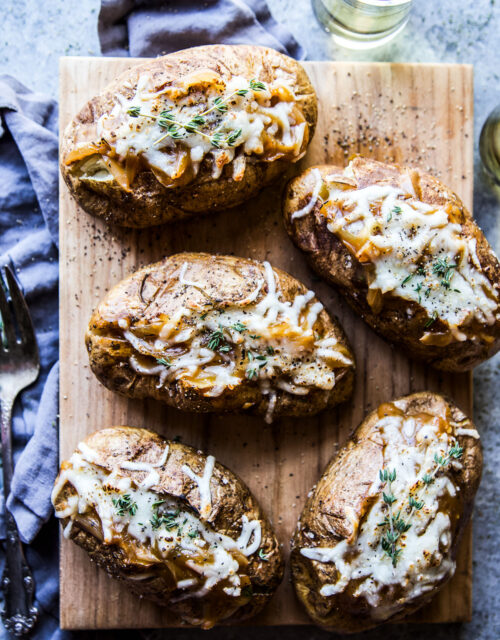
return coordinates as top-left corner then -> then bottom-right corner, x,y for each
283,157 -> 500,371
61,44 -> 317,227
85,252 -> 355,422
291,391 -> 482,632
52,426 -> 283,628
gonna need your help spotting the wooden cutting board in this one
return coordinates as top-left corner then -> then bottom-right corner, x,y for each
59,57 -> 474,629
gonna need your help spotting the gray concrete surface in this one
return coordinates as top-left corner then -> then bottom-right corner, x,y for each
0,1 -> 498,638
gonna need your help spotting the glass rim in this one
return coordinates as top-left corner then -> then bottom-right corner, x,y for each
339,0 -> 413,6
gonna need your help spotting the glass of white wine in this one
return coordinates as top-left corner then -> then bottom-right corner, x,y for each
480,106 -> 500,185
312,0 -> 414,49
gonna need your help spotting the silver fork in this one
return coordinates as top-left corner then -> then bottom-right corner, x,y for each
0,266 -> 39,636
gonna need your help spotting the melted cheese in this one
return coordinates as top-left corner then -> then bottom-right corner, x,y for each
300,412 -> 462,618
237,515 -> 262,556
291,168 -> 322,220
119,445 -> 170,489
297,163 -> 499,341
182,455 -> 215,519
454,427 -> 480,439
125,261 -> 353,419
73,72 -> 307,188
52,444 -> 262,599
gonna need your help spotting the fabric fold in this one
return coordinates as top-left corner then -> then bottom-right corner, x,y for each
0,76 -> 59,543
7,363 -> 60,544
99,0 -> 306,59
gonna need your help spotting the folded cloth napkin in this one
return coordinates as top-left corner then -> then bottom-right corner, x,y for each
0,2 -> 302,638
0,75 -> 60,639
0,75 -> 59,544
99,0 -> 305,59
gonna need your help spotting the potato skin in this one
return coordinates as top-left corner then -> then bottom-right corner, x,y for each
283,157 -> 500,371
54,426 -> 284,626
60,45 -> 317,228
85,252 -> 355,418
290,392 -> 483,633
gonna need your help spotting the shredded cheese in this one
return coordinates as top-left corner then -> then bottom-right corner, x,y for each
119,446 -> 170,489
291,168 -> 322,220
72,72 -> 307,188
454,427 -> 480,439
124,260 -> 353,417
300,409 -> 466,619
237,515 -> 262,556
297,162 -> 499,342
182,455 -> 216,519
52,443 -> 262,601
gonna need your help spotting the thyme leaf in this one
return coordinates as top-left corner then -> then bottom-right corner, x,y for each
378,440 -> 463,566
156,357 -> 171,367
432,257 -> 457,289
232,321 -> 247,333
150,507 -> 180,531
207,325 -> 229,352
258,548 -> 269,561
424,310 -> 439,328
226,128 -> 242,146
127,106 -> 141,117
249,79 -> 266,91
126,79 -> 268,149
213,97 -> 228,113
112,494 -> 138,517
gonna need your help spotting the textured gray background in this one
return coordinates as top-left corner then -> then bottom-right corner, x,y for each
1,0 -> 499,638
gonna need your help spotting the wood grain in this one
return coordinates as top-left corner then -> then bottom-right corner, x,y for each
58,57 -> 474,629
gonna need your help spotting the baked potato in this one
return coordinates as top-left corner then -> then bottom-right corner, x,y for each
60,44 -> 317,227
283,156 -> 500,371
52,426 -> 284,628
85,252 -> 355,421
291,391 -> 482,633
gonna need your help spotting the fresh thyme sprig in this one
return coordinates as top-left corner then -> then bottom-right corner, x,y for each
126,78 -> 267,149
246,351 -> 268,380
207,325 -> 231,352
432,257 -> 457,289
150,505 -> 180,531
112,494 -> 138,517
232,321 -> 247,333
433,441 -> 464,471
378,469 -> 403,567
378,440 -> 463,567
397,255 -> 461,327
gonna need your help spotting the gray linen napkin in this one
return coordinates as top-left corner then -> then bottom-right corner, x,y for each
0,75 -> 59,543
99,0 -> 305,59
0,75 -> 61,640
0,2 -> 303,637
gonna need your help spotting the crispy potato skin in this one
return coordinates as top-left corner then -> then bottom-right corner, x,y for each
85,252 -> 355,418
283,157 -> 500,371
290,392 -> 483,633
60,45 -> 317,228
54,426 -> 284,625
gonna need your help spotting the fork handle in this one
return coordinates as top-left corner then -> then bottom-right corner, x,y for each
1,402 -> 38,636
1,511 -> 37,635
